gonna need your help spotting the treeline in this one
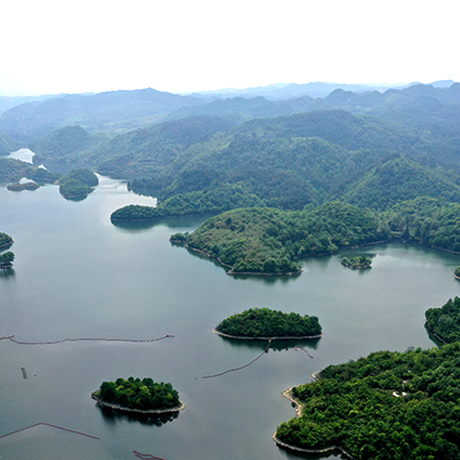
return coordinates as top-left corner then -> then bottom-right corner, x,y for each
426,297 -> 460,344
215,307 -> 321,338
97,377 -> 180,411
111,184 -> 263,221
276,343 -> 460,459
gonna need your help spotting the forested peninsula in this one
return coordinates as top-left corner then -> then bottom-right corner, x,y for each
168,197 -> 460,275
275,343 -> 460,460
425,297 -> 460,344
214,308 -> 321,339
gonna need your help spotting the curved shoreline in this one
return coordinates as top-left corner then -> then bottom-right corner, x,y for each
212,329 -> 322,341
91,392 -> 185,416
273,387 -> 355,460
171,240 -> 302,277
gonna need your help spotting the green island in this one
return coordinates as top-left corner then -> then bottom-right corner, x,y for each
0,251 -> 15,269
454,266 -> 460,280
275,342 -> 460,460
0,232 -> 14,269
214,307 -> 322,339
59,168 -> 99,201
425,297 -> 460,344
0,232 -> 13,249
92,377 -> 184,415
341,255 -> 372,269
7,181 -> 40,191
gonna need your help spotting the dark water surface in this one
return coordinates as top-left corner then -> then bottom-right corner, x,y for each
1,175 -> 459,459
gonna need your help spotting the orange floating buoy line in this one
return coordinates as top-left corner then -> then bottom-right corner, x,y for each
202,340 -> 272,379
295,346 -> 314,358
133,450 -> 167,460
0,334 -> 174,346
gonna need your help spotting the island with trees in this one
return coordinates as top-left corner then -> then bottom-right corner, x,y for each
425,296 -> 460,344
0,232 -> 14,269
454,266 -> 460,280
275,343 -> 460,459
214,308 -> 322,340
59,168 -> 99,201
341,255 -> 372,269
92,377 -> 185,415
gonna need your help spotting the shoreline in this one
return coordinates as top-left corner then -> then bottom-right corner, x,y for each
212,329 -> 322,341
273,387 -> 355,460
172,240 -> 302,277
91,392 -> 186,416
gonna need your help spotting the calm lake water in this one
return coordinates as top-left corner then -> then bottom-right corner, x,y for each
1,170 -> 459,459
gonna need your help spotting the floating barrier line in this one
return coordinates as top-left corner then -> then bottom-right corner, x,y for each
133,450 -> 166,460
202,340 -> 271,379
0,334 -> 174,346
295,346 -> 314,358
0,422 -> 99,440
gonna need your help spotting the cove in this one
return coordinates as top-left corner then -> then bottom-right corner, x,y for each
0,175 -> 459,459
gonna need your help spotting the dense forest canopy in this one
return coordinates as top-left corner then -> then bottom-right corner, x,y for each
215,308 -> 321,338
96,377 -> 181,411
174,202 -> 388,274
276,343 -> 460,460
425,297 -> 460,344
58,168 -> 98,200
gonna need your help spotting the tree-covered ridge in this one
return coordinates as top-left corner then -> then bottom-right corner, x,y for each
180,202 -> 388,274
95,377 -> 181,411
331,154 -> 460,210
386,197 -> 460,253
111,184 -> 263,221
425,297 -> 460,344
215,308 -> 321,338
276,343 -> 460,460
30,125 -> 104,164
0,130 -> 20,156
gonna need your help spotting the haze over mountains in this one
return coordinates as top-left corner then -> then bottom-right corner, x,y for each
1,79 -> 460,216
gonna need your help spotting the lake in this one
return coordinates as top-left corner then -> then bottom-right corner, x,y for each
1,171 -> 459,459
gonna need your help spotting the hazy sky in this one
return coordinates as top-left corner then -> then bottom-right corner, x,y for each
1,0 -> 458,96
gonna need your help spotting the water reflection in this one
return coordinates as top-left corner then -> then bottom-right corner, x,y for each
97,405 -> 179,427
218,335 -> 320,352
0,268 -> 15,279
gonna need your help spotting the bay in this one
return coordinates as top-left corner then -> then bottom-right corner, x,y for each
1,174 -> 459,459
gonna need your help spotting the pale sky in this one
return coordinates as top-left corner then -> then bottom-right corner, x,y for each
0,0 -> 458,96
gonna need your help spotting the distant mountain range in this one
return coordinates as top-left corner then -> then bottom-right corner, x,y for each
0,81 -> 458,142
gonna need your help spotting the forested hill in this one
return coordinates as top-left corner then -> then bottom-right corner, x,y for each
0,88 -> 204,141
0,130 -> 20,156
124,110 -> 460,213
